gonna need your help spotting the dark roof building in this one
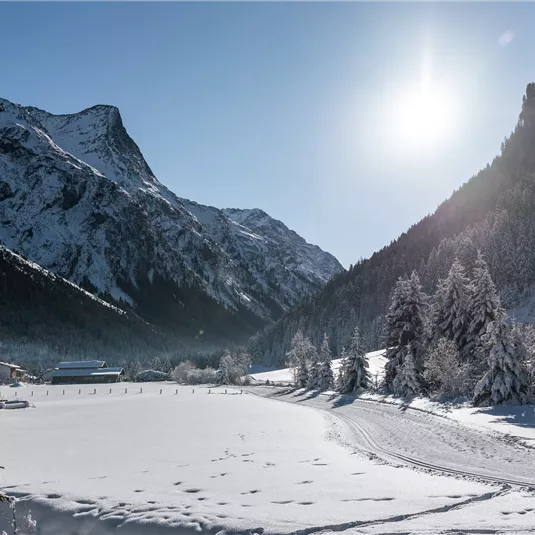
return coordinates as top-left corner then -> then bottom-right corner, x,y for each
51,360 -> 124,385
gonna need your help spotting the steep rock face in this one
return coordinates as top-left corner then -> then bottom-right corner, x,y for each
0,98 -> 342,344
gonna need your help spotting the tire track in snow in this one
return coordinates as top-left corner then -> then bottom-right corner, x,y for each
247,389 -> 535,489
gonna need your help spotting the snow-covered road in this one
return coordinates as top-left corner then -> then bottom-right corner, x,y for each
250,388 -> 535,488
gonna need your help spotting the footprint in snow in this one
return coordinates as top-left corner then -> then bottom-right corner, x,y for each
75,499 -> 97,506
298,502 -> 315,506
183,488 -> 202,494
133,489 -> 144,493
296,480 -> 313,484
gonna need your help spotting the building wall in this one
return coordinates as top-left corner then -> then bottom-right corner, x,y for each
0,364 -> 12,383
51,374 -> 121,385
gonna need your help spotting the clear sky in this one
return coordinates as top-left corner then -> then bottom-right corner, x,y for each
1,2 -> 533,267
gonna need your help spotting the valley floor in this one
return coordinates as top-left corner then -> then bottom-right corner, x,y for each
1,382 -> 534,534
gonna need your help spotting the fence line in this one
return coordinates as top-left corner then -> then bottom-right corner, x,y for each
0,386 -> 245,400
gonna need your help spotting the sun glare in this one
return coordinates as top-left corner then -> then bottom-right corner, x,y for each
384,51 -> 460,153
393,86 -> 458,149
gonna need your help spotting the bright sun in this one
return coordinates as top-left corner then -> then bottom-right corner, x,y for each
385,52 -> 460,152
392,85 -> 458,150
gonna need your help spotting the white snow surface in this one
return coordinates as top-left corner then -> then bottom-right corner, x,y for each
1,382 -> 535,535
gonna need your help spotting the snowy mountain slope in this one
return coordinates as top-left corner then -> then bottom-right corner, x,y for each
0,98 -> 342,344
182,201 -> 342,313
0,244 -> 171,363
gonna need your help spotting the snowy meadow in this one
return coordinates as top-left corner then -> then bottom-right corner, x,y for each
2,382 -> 535,534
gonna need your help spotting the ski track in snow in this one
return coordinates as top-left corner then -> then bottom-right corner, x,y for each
250,387 -> 535,488
1,383 -> 535,535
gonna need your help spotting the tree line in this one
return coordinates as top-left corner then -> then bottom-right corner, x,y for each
282,253 -> 533,406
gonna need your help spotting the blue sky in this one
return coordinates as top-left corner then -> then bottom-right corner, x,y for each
1,2 -> 533,267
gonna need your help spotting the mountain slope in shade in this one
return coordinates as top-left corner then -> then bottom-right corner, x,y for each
0,98 -> 343,346
0,245 -> 173,364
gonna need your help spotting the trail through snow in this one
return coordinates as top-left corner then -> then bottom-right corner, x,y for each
249,387 -> 535,488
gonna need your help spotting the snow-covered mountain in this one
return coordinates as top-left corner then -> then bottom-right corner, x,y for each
0,98 -> 342,344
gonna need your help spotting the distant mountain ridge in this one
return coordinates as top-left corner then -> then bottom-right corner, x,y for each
0,97 -> 342,348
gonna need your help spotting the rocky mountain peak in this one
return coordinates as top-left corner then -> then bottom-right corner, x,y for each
0,97 -> 343,346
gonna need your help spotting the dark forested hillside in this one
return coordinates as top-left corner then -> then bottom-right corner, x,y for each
0,246 -> 179,366
249,83 -> 535,366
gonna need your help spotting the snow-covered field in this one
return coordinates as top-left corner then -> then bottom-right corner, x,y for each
1,382 -> 535,534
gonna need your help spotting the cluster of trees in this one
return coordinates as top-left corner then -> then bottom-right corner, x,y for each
382,256 -> 532,405
171,349 -> 252,386
285,328 -> 370,394
282,253 -> 533,407
248,84 -> 535,371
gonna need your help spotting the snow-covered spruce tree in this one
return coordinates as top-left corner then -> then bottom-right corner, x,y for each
286,330 -> 309,388
216,351 -> 233,385
434,261 -> 471,353
150,356 -> 163,372
383,277 -> 411,389
473,311 -> 531,406
466,252 -> 501,364
393,342 -> 424,397
383,272 -> 428,392
317,334 -> 334,391
306,340 -> 321,390
336,347 -> 350,392
338,326 -> 370,393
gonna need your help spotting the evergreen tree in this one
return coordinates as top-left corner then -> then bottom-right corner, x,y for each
434,261 -> 471,352
473,312 -> 531,406
286,330 -> 309,388
35,361 -> 46,384
160,355 -> 173,374
336,347 -> 350,392
393,342 -> 424,396
383,272 -> 427,392
466,252 -> 501,361
216,351 -> 233,385
338,327 -> 370,393
317,333 -> 334,391
306,342 -> 321,390
150,356 -> 163,371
